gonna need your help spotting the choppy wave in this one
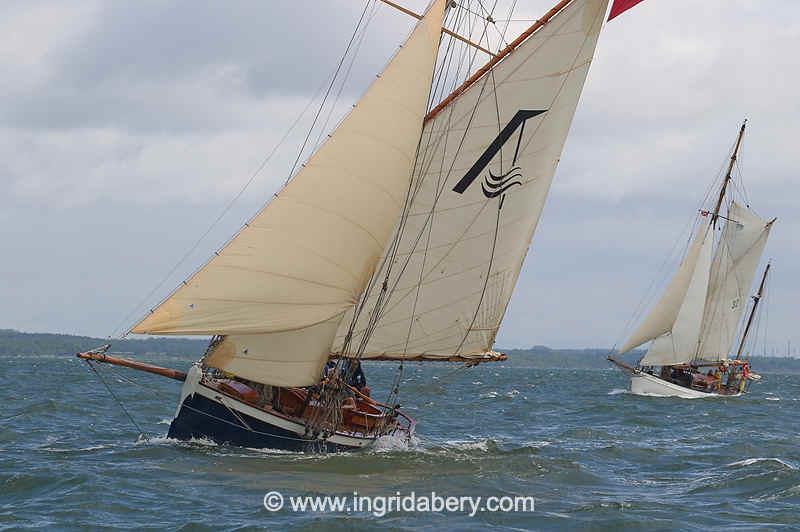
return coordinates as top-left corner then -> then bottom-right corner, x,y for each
3,356 -> 800,529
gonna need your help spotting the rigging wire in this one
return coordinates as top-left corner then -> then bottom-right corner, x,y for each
98,2 -> 385,443
691,126 -> 765,364
84,360 -> 146,439
761,267 -> 771,357
312,1 -> 379,152
110,82 -> 330,339
347,0 -> 554,369
334,0 -> 505,409
288,0 -> 376,181
103,362 -> 175,399
496,0 -> 520,51
110,1 -> 377,339
453,67 -> 503,356
370,0 -> 601,368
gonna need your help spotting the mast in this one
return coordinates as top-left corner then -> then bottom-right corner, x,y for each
735,261 -> 770,360
710,119 -> 747,227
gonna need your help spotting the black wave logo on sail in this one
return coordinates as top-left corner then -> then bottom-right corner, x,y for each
482,167 -> 523,198
452,109 -> 547,198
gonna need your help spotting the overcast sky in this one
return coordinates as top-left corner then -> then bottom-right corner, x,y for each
2,0 -> 798,354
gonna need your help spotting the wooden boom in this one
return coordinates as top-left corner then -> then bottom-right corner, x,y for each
77,348 -> 187,382
330,351 -> 507,365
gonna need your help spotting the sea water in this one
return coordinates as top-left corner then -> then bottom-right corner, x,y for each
2,353 -> 799,530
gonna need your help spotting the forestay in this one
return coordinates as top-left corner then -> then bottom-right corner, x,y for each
334,0 -> 610,360
130,0 -> 448,386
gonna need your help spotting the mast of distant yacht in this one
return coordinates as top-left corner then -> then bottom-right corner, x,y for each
735,262 -> 771,360
710,120 -> 747,227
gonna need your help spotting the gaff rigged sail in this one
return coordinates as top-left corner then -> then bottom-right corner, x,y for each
335,0 -> 611,360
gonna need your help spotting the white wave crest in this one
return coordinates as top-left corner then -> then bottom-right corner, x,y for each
371,433 -> 420,452
727,457 -> 797,469
135,435 -> 219,447
444,438 -> 492,452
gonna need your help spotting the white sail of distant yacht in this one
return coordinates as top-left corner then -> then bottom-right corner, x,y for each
79,0 -> 649,452
611,121 -> 775,398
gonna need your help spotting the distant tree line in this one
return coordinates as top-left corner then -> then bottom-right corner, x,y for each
504,345 -> 800,373
2,330 -> 797,372
0,329 -> 207,358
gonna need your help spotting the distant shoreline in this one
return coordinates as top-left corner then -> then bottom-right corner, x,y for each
2,329 -> 798,372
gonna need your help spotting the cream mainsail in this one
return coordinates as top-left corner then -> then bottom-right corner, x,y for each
131,0 -> 448,386
620,202 -> 773,366
334,0 -> 610,360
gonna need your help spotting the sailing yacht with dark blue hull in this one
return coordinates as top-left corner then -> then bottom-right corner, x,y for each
77,0 -> 639,451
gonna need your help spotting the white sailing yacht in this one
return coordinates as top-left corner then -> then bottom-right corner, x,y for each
610,121 -> 775,398
78,0 -> 633,451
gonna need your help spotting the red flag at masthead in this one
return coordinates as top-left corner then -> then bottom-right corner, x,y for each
608,0 -> 646,21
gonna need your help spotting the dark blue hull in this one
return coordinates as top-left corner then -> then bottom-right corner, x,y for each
168,392 -> 357,452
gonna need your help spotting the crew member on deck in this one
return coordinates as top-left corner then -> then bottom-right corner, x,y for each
344,359 -> 367,389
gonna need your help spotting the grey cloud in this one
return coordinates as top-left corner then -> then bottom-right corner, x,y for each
2,1 -> 418,134
2,0 -> 798,354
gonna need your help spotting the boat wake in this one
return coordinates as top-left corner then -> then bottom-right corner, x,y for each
608,388 -> 629,395
370,433 -> 420,452
135,435 -> 219,448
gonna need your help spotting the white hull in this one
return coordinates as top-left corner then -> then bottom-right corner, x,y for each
630,372 -> 739,399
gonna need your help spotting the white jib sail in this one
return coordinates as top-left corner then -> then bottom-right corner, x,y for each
696,201 -> 773,361
639,221 -> 714,367
618,219 -> 709,355
334,0 -> 610,359
131,0 -> 448,387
